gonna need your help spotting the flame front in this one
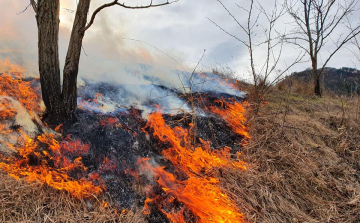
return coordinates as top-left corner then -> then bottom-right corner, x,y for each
210,99 -> 250,140
137,110 -> 247,222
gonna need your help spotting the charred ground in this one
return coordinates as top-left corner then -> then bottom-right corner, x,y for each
59,87 -> 247,222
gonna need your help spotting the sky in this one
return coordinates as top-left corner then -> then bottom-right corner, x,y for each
0,0 -> 359,84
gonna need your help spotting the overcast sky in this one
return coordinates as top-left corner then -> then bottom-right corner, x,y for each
0,0 -> 359,83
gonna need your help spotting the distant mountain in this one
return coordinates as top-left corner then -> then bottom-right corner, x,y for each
289,67 -> 360,95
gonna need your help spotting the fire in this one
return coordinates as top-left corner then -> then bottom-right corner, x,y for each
0,58 -> 42,113
0,98 -> 17,120
100,116 -> 137,137
94,93 -> 103,104
77,92 -> 117,113
100,117 -> 120,126
99,157 -> 117,173
78,93 -> 104,110
102,200 -> 109,208
135,110 -> 247,222
60,136 -> 90,157
0,133 -> 103,198
215,78 -> 237,90
209,99 -> 250,141
145,112 -> 247,173
137,158 -> 244,223
0,59 -> 103,199
1,58 -> 249,220
0,59 -> 41,153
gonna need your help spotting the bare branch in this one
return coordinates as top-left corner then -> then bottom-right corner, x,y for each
189,49 -> 206,93
17,3 -> 32,15
85,0 -> 177,31
216,0 -> 248,34
262,51 -> 307,93
319,26 -> 360,75
61,7 -> 75,13
121,37 -> 186,72
207,17 -> 249,47
30,0 -> 37,13
85,1 -> 117,31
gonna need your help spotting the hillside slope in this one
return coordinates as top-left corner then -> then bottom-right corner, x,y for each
286,67 -> 360,95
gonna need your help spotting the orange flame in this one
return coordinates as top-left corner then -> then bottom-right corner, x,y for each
0,60 -> 103,198
0,59 -> 42,152
0,58 -> 41,113
100,117 -> 137,137
136,110 -> 247,222
100,117 -> 120,126
138,158 -> 244,222
60,136 -> 90,157
0,133 -> 103,198
78,93 -> 105,110
0,98 -> 17,120
209,99 -> 250,141
102,200 -> 109,208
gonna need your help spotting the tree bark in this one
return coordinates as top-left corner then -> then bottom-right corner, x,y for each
36,0 -> 62,121
312,58 -> 322,96
314,74 -> 321,96
61,0 -> 91,122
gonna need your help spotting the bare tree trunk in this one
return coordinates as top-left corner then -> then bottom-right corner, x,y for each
311,58 -> 322,96
36,0 -> 62,121
61,0 -> 91,122
314,73 -> 321,96
33,0 -> 172,125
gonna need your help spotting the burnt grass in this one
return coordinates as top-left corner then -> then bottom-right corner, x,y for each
61,93 -> 246,222
4,75 -> 360,222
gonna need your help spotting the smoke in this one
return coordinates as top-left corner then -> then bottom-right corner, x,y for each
78,12 -> 188,90
0,1 -> 38,76
0,96 -> 38,154
0,1 -> 246,117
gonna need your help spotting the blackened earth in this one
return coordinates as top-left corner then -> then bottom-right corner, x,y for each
63,93 -> 246,222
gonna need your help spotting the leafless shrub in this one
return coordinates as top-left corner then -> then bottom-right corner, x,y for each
209,0 -> 304,113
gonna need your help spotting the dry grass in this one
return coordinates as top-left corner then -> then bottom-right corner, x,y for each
0,172 -> 145,223
2,83 -> 360,222
220,89 -> 360,222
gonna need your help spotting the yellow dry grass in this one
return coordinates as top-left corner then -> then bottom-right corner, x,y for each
220,89 -> 360,222
0,172 -> 145,223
